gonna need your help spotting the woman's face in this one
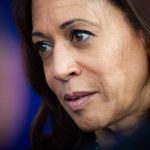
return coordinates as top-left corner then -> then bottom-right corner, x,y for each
32,0 -> 149,131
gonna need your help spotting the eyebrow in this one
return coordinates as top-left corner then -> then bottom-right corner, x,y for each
60,18 -> 96,29
32,18 -> 96,37
32,32 -> 45,38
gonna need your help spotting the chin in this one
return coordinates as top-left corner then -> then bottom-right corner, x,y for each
77,122 -> 104,132
73,116 -> 106,132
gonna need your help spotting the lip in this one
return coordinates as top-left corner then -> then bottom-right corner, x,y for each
64,91 -> 97,111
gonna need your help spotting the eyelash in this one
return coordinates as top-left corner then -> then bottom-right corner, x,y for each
33,29 -> 95,57
70,29 -> 95,44
33,41 -> 54,58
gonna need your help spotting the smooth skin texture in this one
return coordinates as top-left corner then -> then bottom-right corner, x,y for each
32,0 -> 150,145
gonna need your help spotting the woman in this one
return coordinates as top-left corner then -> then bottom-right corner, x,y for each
13,0 -> 150,149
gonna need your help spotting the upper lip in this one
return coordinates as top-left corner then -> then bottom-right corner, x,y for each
64,91 -> 97,101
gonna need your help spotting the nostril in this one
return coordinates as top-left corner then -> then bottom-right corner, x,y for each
53,65 -> 82,82
70,72 -> 76,76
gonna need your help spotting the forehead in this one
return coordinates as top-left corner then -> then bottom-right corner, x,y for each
32,0 -> 97,10
32,0 -> 92,15
32,0 -> 105,24
31,0 -> 127,36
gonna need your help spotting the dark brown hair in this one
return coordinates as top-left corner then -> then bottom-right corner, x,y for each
13,0 -> 150,149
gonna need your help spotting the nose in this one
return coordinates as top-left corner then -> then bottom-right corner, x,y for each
53,45 -> 82,82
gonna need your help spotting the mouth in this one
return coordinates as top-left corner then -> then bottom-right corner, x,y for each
64,91 -> 97,111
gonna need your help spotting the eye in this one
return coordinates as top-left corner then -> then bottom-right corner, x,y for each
34,41 -> 54,57
70,29 -> 95,44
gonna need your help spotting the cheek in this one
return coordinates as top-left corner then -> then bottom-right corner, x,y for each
44,66 -> 65,101
44,65 -> 57,92
44,65 -> 52,84
86,38 -> 148,113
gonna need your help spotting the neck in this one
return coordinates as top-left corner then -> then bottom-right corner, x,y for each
95,128 -> 118,149
95,81 -> 150,149
95,114 -> 143,149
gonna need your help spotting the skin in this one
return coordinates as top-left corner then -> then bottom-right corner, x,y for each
32,0 -> 150,146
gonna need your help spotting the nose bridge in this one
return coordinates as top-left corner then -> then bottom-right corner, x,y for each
54,45 -> 71,72
53,43 -> 80,81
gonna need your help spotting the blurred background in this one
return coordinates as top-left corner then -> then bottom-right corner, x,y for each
0,0 -> 41,149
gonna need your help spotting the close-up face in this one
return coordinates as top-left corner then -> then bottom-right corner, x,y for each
32,0 -> 149,131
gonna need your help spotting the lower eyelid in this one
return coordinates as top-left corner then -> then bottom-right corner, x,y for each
39,48 -> 53,59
